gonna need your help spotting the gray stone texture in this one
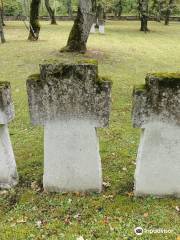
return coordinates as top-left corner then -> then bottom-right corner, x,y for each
0,82 -> 15,124
132,73 -> 180,197
27,63 -> 112,192
132,73 -> 180,128
0,81 -> 18,188
27,64 -> 111,127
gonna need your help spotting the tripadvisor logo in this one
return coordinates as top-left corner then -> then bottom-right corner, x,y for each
134,227 -> 143,236
134,226 -> 173,236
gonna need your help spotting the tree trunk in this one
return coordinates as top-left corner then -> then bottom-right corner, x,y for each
97,3 -> 105,25
139,0 -> 149,32
67,0 -> 73,17
61,0 -> 96,53
115,0 -> 123,19
0,4 -> 5,43
45,0 -> 57,24
164,0 -> 174,25
28,0 -> 41,41
156,0 -> 164,22
0,0 -> 5,26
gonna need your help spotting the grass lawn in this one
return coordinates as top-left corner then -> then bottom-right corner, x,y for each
0,20 -> 180,240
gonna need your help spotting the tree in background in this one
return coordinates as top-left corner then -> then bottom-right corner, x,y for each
61,0 -> 96,53
67,0 -> 73,16
0,0 -> 5,26
96,2 -> 106,26
45,0 -> 57,24
152,0 -> 165,22
138,0 -> 149,31
164,0 -> 175,24
28,0 -> 41,40
114,0 -> 123,18
0,1 -> 5,43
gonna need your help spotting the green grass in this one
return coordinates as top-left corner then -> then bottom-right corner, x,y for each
0,20 -> 180,240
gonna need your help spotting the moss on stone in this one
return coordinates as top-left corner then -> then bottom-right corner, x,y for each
0,81 -> 10,89
148,72 -> 180,88
28,74 -> 41,81
77,59 -> 98,65
97,76 -> 113,85
133,84 -> 147,95
151,72 -> 180,79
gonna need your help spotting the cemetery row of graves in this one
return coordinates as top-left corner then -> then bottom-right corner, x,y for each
0,20 -> 180,238
1,63 -> 180,197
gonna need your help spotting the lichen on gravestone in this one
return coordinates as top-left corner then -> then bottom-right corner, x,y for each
132,72 -> 180,128
132,72 -> 180,197
0,81 -> 15,124
27,62 -> 112,192
27,63 -> 112,127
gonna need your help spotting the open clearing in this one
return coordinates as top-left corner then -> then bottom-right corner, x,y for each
0,21 -> 180,239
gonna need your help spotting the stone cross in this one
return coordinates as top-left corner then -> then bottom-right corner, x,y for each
132,73 -> 180,197
27,63 -> 112,192
0,81 -> 18,188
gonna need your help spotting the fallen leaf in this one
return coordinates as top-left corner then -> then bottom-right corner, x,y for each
64,215 -> 71,225
103,181 -> 111,188
16,217 -> 27,224
36,220 -> 42,228
103,216 -> 110,224
126,192 -> 134,197
143,212 -> 149,218
68,198 -> 72,204
109,223 -> 114,231
175,206 -> 180,212
103,194 -> 114,199
76,237 -> 84,240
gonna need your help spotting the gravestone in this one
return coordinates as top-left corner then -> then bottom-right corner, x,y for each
27,63 -> 112,192
98,20 -> 105,34
0,81 -> 18,188
132,73 -> 180,197
90,23 -> 96,33
97,4 -> 105,34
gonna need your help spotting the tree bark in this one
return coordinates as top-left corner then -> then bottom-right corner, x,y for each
0,0 -> 5,26
139,0 -> 149,32
164,0 -> 174,25
67,0 -> 73,17
61,0 -> 96,53
156,0 -> 164,22
28,0 -> 41,41
45,0 -> 57,24
0,4 -> 5,43
115,0 -> 123,19
96,3 -> 105,26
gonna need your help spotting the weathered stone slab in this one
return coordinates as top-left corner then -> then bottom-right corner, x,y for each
27,63 -> 112,192
132,73 -> 180,128
0,81 -> 18,189
0,82 -> 15,124
99,25 -> 105,34
90,23 -> 96,33
132,73 -> 180,197
44,119 -> 102,192
27,64 -> 111,128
